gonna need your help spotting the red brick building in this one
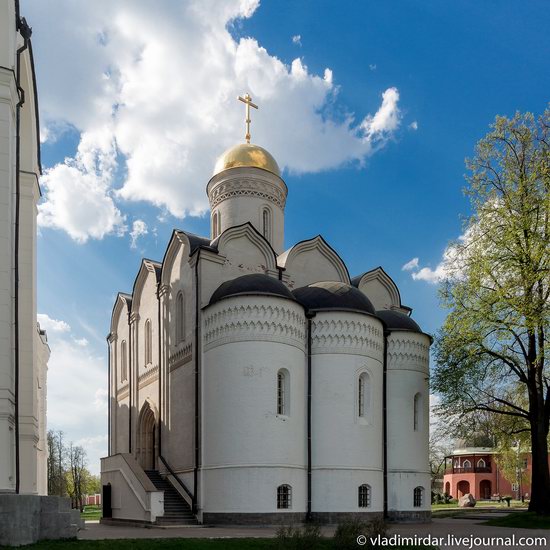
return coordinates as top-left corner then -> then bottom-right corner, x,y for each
443,447 -> 532,500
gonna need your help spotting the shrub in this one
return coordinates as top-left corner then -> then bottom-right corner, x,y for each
333,517 -> 387,549
276,523 -> 323,550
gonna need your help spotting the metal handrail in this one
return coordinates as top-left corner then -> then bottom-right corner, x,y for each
159,455 -> 194,501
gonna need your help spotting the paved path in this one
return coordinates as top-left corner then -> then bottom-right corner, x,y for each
80,517 -> 550,549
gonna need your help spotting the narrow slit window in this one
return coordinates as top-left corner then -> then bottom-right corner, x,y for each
262,207 -> 271,241
277,369 -> 289,415
413,392 -> 422,431
176,292 -> 185,343
145,319 -> 152,365
121,340 -> 127,382
358,372 -> 370,418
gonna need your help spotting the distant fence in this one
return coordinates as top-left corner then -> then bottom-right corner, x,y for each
84,494 -> 102,506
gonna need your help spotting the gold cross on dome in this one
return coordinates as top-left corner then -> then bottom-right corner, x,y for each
238,93 -> 258,143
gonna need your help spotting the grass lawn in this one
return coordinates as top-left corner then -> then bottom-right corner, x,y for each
484,512 -> 550,530
80,506 -> 102,521
5,539 -> 436,549
432,500 -> 527,510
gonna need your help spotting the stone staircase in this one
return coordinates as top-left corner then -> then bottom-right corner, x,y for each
144,470 -> 197,526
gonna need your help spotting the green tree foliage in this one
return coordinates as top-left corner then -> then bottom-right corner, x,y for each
433,107 -> 550,514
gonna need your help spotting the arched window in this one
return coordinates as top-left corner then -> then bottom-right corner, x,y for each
262,207 -> 271,241
413,486 -> 423,508
144,319 -> 152,365
121,340 -> 127,382
463,459 -> 471,469
477,458 -> 486,468
277,369 -> 289,416
358,372 -> 370,418
358,484 -> 371,508
212,211 -> 221,238
413,392 -> 422,431
277,484 -> 292,509
176,292 -> 185,343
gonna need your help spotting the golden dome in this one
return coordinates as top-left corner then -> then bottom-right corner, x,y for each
213,143 -> 280,177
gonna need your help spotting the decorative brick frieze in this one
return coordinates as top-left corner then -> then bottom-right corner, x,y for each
138,364 -> 159,389
208,178 -> 287,209
387,335 -> 430,372
169,343 -> 193,371
203,302 -> 306,351
311,317 -> 384,359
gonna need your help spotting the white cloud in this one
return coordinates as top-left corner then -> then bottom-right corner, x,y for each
129,219 -> 148,249
39,312 -> 107,475
409,120 -> 418,130
37,128 -> 126,243
402,257 -> 419,271
28,0 -> 403,240
408,232 -> 470,284
360,87 -> 401,145
292,34 -> 302,46
369,63 -> 377,71
37,313 -> 70,333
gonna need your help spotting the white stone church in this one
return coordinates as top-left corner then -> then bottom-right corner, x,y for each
103,101 -> 431,525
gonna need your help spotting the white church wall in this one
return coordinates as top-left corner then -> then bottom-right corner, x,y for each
386,331 -> 431,515
199,233 -> 277,309
310,311 -> 385,514
112,300 -> 131,455
201,295 -> 307,514
162,242 -> 196,475
278,237 -> 350,289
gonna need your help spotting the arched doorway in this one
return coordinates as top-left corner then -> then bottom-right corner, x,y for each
480,479 -> 491,499
457,480 -> 470,497
137,401 -> 158,471
444,481 -> 451,496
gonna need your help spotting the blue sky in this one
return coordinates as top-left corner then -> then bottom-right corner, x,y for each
25,0 -> 550,472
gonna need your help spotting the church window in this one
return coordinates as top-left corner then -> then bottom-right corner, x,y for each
176,292 -> 185,343
277,484 -> 292,509
413,486 -> 423,507
358,484 -> 371,508
145,319 -> 152,365
262,207 -> 272,241
413,392 -> 422,431
212,211 -> 222,239
121,340 -> 127,382
358,372 -> 370,418
277,369 -> 289,416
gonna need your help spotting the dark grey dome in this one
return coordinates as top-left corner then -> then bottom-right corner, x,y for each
209,274 -> 295,305
292,281 -> 376,315
376,309 -> 422,333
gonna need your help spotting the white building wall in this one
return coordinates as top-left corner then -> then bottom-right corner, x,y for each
201,295 -> 307,514
0,3 -> 45,495
310,312 -> 385,514
386,331 -> 431,515
0,37 -> 17,493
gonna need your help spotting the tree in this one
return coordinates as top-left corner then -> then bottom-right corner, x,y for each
494,441 -> 530,499
429,425 -> 454,491
47,430 -> 67,497
66,443 -> 87,511
433,107 -> 550,514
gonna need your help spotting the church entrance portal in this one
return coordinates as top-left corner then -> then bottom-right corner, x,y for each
137,401 -> 158,470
